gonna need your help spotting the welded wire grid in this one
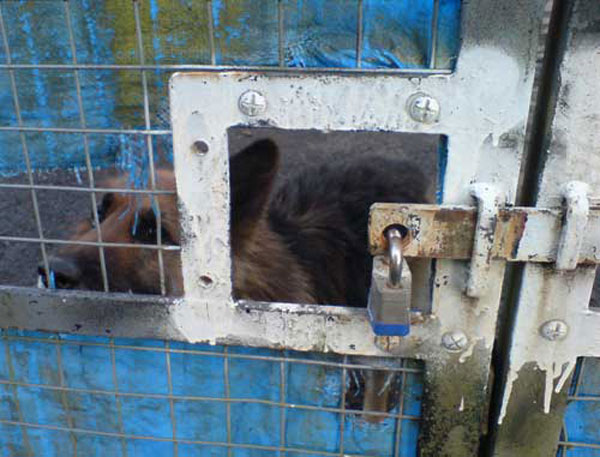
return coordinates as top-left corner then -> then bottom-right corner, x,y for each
0,2 -> 440,454
0,0 -> 449,295
557,357 -> 600,456
0,330 -> 424,457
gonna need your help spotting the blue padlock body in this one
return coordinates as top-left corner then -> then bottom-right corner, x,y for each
367,304 -> 411,336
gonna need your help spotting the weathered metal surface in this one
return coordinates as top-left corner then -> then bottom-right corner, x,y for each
555,181 -> 590,270
495,1 -> 600,452
420,342 -> 491,457
0,0 -> 549,453
465,184 -> 503,298
493,362 -> 570,457
370,203 -> 600,265
0,286 -> 182,340
169,6 -> 546,354
0,0 -> 545,361
0,284 -> 436,358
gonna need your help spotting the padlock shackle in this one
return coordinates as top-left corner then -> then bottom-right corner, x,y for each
385,227 -> 404,288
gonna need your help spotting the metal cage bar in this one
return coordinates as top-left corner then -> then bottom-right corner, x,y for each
279,358 -> 287,456
278,0 -> 285,68
0,333 -> 421,374
0,183 -> 175,195
393,360 -> 409,457
207,0 -> 217,66
0,377 -> 421,421
55,335 -> 79,456
0,235 -> 180,251
429,0 -> 440,69
355,0 -> 364,68
165,341 -> 178,457
338,355 -> 348,457
1,333 -> 33,455
64,0 -> 109,292
223,347 -> 232,457
109,337 -> 129,457
0,125 -> 171,135
133,0 -> 166,296
0,62 -> 451,74
0,330 -> 423,456
0,3 -> 51,286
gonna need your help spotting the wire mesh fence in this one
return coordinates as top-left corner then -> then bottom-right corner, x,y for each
0,0 -> 459,294
0,329 -> 424,457
557,357 -> 600,457
0,1 -> 459,455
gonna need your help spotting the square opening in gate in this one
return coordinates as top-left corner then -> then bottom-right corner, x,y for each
227,127 -> 444,309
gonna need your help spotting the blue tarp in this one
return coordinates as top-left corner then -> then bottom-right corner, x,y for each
0,0 -> 461,176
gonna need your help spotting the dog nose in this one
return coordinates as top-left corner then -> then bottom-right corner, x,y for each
37,257 -> 81,289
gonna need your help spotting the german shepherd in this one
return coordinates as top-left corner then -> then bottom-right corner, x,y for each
39,138 -> 430,420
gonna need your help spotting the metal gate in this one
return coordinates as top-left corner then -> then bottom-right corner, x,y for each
0,1 -> 598,456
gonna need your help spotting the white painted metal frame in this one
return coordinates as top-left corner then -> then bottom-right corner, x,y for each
169,41 -> 541,357
499,0 -> 600,422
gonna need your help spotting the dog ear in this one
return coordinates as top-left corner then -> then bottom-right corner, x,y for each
229,139 -> 280,244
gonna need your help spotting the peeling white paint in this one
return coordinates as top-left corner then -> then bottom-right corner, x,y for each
465,183 -> 504,298
499,29 -> 600,421
554,360 -> 576,395
458,335 -> 494,364
168,45 -> 537,358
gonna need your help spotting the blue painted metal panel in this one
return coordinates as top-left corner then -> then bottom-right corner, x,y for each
0,329 -> 424,456
558,358 -> 600,456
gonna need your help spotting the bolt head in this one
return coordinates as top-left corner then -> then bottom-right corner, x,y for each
441,330 -> 468,352
540,320 -> 569,341
238,90 -> 267,116
407,93 -> 440,124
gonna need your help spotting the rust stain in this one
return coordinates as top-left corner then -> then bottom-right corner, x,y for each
432,208 -> 476,259
506,210 -> 528,260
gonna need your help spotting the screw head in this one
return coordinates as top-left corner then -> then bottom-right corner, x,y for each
441,330 -> 468,352
407,93 -> 440,123
540,320 -> 569,341
238,90 -> 267,116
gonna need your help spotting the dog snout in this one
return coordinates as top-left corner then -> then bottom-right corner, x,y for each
37,257 -> 82,289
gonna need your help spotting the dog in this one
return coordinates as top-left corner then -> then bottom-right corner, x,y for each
39,138 -> 430,420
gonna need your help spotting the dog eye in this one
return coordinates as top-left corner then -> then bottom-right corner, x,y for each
90,193 -> 114,229
132,210 -> 172,245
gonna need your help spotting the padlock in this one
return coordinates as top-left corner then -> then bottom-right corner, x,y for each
367,227 -> 412,336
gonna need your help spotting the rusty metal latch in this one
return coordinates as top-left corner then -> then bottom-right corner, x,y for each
368,181 -> 599,302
